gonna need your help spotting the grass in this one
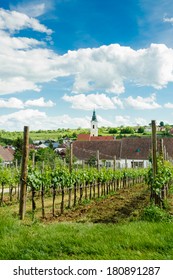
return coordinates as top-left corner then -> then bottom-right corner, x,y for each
0,207 -> 173,260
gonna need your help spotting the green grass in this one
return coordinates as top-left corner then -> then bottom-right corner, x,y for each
0,208 -> 173,260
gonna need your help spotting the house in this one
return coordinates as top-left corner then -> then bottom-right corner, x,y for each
73,137 -> 173,168
0,145 -> 14,166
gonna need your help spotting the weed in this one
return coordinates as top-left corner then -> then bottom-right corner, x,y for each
141,204 -> 173,222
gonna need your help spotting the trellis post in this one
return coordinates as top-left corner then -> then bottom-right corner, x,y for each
19,126 -> 29,220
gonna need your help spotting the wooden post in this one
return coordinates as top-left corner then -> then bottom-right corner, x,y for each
113,156 -> 116,172
69,142 -> 73,173
97,150 -> 100,171
19,126 -> 29,220
151,120 -> 159,204
159,138 -> 164,159
32,152 -> 35,168
151,120 -> 157,178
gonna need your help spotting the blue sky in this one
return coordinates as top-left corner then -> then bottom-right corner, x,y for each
0,0 -> 173,131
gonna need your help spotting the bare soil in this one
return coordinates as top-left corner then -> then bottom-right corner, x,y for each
45,184 -> 150,224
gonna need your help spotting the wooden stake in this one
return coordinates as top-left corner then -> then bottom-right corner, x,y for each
151,120 -> 157,178
69,142 -> 73,173
19,126 -> 29,220
97,150 -> 100,171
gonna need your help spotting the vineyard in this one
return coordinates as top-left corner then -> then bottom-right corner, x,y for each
1,122 -> 173,223
0,165 -> 147,220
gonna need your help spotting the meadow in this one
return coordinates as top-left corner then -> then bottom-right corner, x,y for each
0,207 -> 173,260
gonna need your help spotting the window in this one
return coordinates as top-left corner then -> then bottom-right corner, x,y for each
131,161 -> 144,168
93,125 -> 95,129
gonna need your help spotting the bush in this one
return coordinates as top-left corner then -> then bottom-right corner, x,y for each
141,205 -> 172,222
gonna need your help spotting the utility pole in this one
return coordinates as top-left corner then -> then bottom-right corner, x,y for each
19,126 -> 29,220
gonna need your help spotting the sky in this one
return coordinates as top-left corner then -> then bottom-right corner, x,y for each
1,0 -> 173,131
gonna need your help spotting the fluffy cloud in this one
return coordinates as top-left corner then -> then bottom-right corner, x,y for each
164,102 -> 173,108
62,93 -> 123,110
25,97 -> 55,107
1,7 -> 173,98
114,115 -> 148,127
0,97 -> 55,108
0,8 -> 52,34
0,110 -> 89,131
125,94 -> 161,109
9,0 -> 55,18
163,17 -> 173,24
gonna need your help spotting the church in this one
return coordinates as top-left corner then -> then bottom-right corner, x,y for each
73,110 -> 173,168
77,110 -> 115,141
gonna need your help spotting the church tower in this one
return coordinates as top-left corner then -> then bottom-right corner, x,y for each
90,109 -> 98,136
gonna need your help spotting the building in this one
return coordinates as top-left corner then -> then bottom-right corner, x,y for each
73,137 -> 173,168
90,109 -> 98,136
74,111 -> 173,168
77,110 -> 114,141
0,145 -> 14,166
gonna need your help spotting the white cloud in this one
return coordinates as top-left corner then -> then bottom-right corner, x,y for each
164,102 -> 173,108
114,115 -> 148,127
0,97 -> 55,108
0,8 -> 52,34
62,93 -> 123,110
1,7 -> 173,97
0,97 -> 24,108
0,109 -> 115,131
10,0 -> 55,18
163,17 -> 173,24
125,93 -> 161,109
114,115 -> 131,126
58,43 -> 173,95
0,110 -> 88,131
0,109 -> 46,131
25,97 -> 55,107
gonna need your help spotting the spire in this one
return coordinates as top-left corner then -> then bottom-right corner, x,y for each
91,109 -> 97,122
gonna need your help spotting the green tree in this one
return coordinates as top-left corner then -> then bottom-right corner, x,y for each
87,155 -> 96,167
120,127 -> 135,134
108,128 -> 118,134
137,127 -> 144,133
35,147 -> 57,166
13,137 -> 23,162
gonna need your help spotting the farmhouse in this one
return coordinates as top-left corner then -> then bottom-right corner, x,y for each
73,137 -> 173,168
0,145 -> 14,166
73,111 -> 173,168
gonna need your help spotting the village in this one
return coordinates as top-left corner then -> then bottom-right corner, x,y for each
0,110 -> 173,168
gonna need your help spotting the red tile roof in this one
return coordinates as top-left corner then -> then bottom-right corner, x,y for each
73,137 -> 173,161
73,140 -> 121,160
77,134 -> 114,141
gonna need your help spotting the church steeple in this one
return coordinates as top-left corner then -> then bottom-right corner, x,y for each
90,110 -> 98,136
91,109 -> 97,122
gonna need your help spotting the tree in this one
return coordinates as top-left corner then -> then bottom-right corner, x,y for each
35,147 -> 58,166
137,127 -> 144,133
108,128 -> 118,134
87,155 -> 96,167
120,126 -> 135,134
13,137 -> 23,162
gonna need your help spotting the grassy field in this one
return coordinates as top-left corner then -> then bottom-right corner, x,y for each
0,183 -> 173,260
0,207 -> 173,260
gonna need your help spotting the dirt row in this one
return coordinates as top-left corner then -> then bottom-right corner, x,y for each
46,183 -> 150,223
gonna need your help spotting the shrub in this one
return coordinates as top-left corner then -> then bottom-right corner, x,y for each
141,205 -> 172,222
